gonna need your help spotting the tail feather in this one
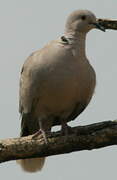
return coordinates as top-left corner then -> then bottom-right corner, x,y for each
17,158 -> 45,173
17,113 -> 45,173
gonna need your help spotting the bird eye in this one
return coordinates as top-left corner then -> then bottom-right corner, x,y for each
81,15 -> 86,20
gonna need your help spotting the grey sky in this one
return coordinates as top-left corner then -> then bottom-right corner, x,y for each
0,0 -> 117,179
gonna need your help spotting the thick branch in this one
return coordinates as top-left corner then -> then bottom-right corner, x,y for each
0,120 -> 117,163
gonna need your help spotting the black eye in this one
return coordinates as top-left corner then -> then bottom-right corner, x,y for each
81,15 -> 86,20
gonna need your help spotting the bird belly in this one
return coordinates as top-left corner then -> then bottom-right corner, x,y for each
34,66 -> 96,121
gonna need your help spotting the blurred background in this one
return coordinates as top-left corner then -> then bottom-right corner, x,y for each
0,0 -> 117,179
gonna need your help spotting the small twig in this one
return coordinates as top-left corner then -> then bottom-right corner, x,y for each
98,18 -> 117,30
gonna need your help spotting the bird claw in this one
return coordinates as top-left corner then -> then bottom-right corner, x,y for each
32,129 -> 49,144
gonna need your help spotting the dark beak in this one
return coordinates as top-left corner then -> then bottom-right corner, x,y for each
91,22 -> 106,32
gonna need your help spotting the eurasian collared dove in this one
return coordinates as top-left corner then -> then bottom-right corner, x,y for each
17,10 -> 105,172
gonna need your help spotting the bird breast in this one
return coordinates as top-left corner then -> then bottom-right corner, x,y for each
33,53 -> 96,117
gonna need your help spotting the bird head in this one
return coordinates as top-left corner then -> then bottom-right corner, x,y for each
65,10 -> 105,34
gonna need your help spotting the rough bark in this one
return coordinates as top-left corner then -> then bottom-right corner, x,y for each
98,18 -> 117,30
0,120 -> 117,163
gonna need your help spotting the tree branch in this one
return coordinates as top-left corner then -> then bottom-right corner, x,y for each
0,120 -> 117,163
98,18 -> 117,30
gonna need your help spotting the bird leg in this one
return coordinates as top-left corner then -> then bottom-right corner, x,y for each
32,129 -> 48,144
61,121 -> 73,136
32,119 -> 51,144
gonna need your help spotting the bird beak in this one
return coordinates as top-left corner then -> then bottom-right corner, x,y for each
91,22 -> 106,32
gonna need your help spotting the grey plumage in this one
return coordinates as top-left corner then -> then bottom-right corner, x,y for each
17,9 -> 105,172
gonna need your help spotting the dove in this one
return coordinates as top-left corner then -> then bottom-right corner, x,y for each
17,10 -> 105,172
